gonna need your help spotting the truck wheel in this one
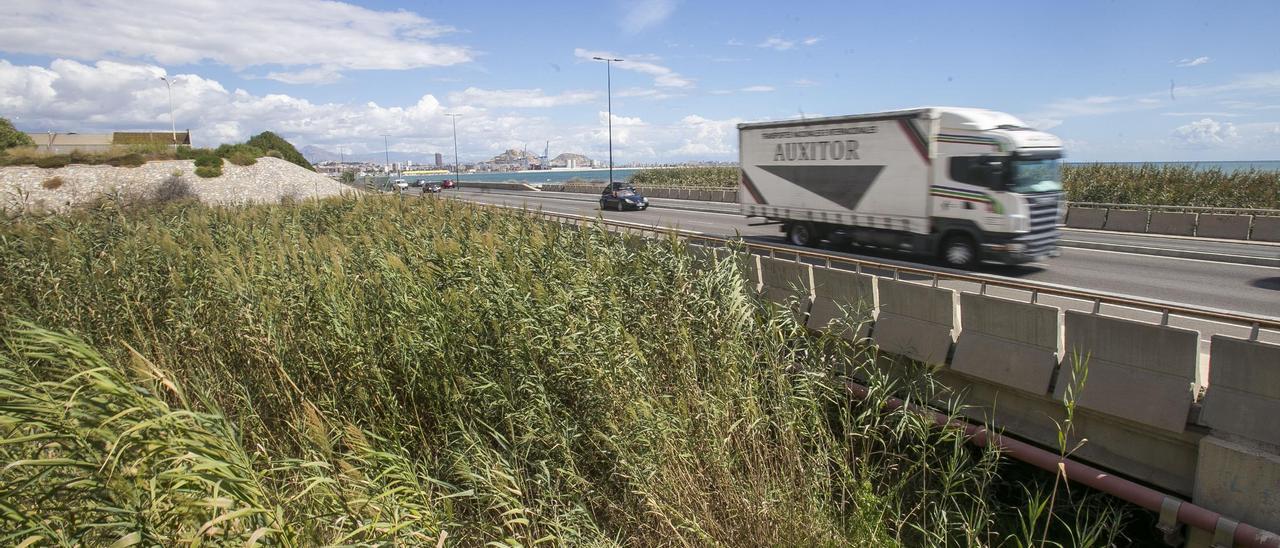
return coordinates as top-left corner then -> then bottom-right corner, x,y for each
941,234 -> 978,268
787,222 -> 817,247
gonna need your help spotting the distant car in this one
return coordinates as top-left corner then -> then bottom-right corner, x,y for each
410,179 -> 425,188
441,179 -> 456,189
424,182 -> 443,193
393,179 -> 409,191
600,186 -> 648,211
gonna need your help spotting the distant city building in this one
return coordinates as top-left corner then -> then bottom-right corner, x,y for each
435,153 -> 443,167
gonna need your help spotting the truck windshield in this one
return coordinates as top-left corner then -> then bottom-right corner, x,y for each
1007,158 -> 1063,193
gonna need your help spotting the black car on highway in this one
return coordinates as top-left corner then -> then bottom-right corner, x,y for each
600,184 -> 648,211
424,181 -> 443,193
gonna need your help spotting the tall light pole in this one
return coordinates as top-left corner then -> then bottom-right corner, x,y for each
159,76 -> 176,146
445,113 -> 461,185
591,56 -> 623,186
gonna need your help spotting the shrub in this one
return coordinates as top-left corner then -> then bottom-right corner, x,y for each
245,131 -> 313,171
105,152 -> 145,167
193,154 -> 222,168
194,165 -> 221,178
41,176 -> 64,190
265,149 -> 283,159
152,171 -> 194,202
34,155 -> 70,169
0,117 -> 34,150
631,166 -> 738,188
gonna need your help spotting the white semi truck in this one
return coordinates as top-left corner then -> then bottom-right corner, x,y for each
737,107 -> 1065,267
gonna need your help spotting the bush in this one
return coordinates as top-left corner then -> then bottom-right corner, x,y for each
631,166 -> 738,188
193,154 -> 222,168
0,117 -> 34,151
265,149 -> 283,159
41,176 -> 64,190
152,171 -> 194,202
105,153 -> 145,167
245,131 -> 313,171
194,165 -> 221,178
34,155 -> 70,169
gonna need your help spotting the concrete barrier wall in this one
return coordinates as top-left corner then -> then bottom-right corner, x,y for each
1058,311 -> 1199,433
872,280 -> 955,366
1195,213 -> 1251,239
1066,207 -> 1107,229
758,257 -> 813,318
1251,215 -> 1280,242
1198,336 -> 1280,445
1102,209 -> 1149,233
674,235 -> 1279,501
1192,436 -> 1280,538
1147,211 -> 1197,236
807,266 -> 874,340
950,293 -> 1059,394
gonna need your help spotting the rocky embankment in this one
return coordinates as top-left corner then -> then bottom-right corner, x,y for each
1,157 -> 355,214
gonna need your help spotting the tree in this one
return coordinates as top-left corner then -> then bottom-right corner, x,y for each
0,117 -> 35,151
244,131 -> 314,171
340,170 -> 356,185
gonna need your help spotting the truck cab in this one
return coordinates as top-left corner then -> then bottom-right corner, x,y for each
928,108 -> 1065,266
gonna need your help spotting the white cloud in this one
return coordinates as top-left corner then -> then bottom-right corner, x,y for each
671,115 -> 742,155
1161,111 -> 1241,117
616,88 -> 679,100
573,48 -> 692,88
758,35 -> 821,51
0,0 -> 470,82
1172,118 -> 1238,146
0,58 -> 745,162
758,37 -> 795,51
263,66 -> 344,85
621,0 -> 675,34
792,78 -> 818,87
1176,56 -> 1211,67
740,85 -> 775,93
726,39 -> 744,46
448,87 -> 597,108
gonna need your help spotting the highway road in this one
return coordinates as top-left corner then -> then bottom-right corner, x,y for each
439,187 -> 1280,318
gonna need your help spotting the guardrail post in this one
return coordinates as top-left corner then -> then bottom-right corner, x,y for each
1031,289 -> 1039,304
1092,298 -> 1101,314
1161,309 -> 1170,326
1250,323 -> 1261,341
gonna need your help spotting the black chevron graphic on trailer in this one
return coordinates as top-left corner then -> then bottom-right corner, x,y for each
759,165 -> 885,210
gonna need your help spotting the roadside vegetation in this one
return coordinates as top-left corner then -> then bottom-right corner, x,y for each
0,123 -> 314,173
629,164 -> 1280,209
1062,164 -> 1280,209
0,194 -> 1137,546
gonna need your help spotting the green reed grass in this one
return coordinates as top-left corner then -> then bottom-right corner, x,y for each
629,164 -> 1279,209
0,195 -> 1131,545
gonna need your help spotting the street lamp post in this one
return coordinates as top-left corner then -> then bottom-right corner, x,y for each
591,56 -> 623,187
445,113 -> 461,185
159,76 -> 176,146
382,135 -> 392,191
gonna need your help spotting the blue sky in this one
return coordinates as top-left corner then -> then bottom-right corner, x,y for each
2,0 -> 1279,162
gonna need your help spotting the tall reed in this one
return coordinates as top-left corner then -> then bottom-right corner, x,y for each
0,195 -> 1132,545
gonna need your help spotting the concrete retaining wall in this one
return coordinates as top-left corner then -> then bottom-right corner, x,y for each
1066,207 -> 1107,229
671,233 -> 1280,507
1195,213 -> 1251,239
758,257 -> 813,318
950,294 -> 1059,394
1198,336 -> 1280,445
807,266 -> 874,340
1102,209 -> 1149,233
1058,312 -> 1199,433
1251,215 -> 1280,242
1147,211 -> 1197,236
872,280 -> 955,366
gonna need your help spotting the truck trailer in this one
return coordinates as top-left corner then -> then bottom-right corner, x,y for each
737,107 -> 1065,267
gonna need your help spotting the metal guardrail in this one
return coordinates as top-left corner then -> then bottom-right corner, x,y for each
457,199 -> 1280,335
